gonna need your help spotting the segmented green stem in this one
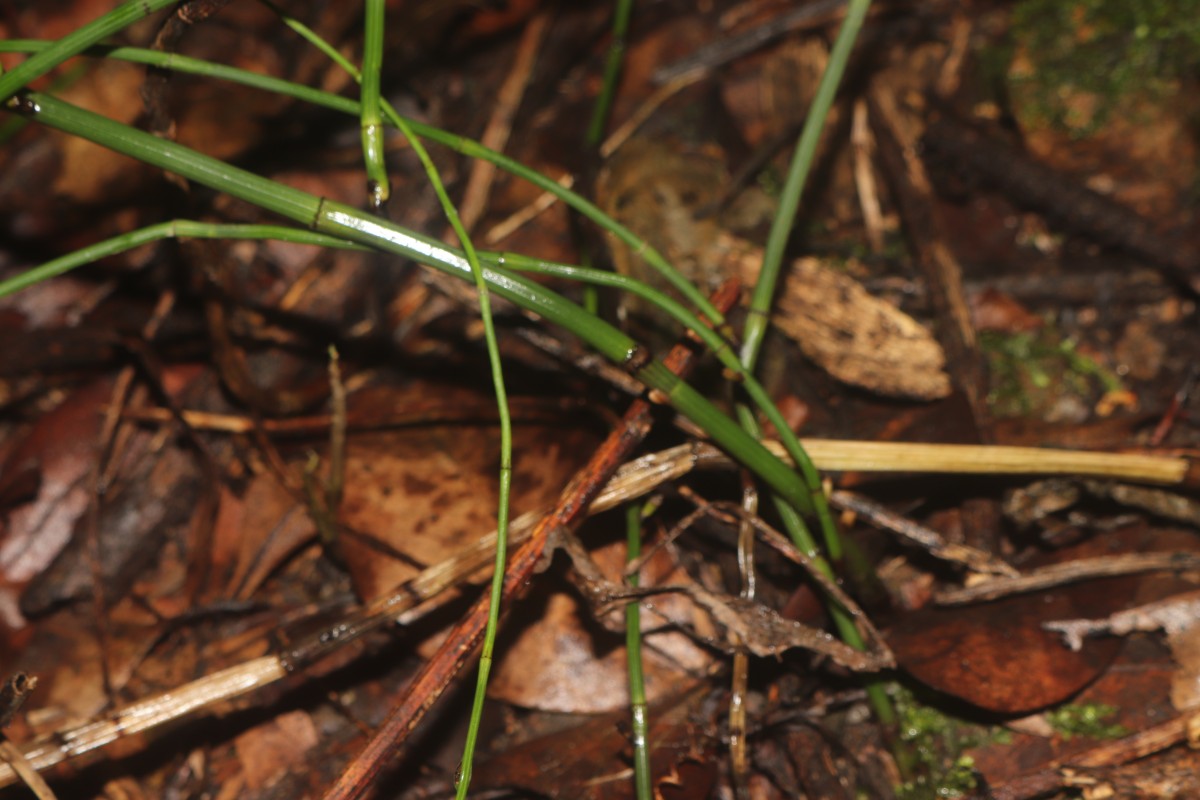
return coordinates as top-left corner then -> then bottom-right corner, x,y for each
625,502 -> 652,800
360,0 -> 390,208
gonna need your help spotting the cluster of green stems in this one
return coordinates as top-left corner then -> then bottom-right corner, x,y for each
0,1 -> 885,797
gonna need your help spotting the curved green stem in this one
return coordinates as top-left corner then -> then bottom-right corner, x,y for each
0,221 -> 360,298
740,0 -> 872,373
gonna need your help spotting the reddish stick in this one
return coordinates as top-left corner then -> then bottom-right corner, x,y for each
320,279 -> 741,800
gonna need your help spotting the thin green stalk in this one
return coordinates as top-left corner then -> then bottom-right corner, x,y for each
354,21 -> 514,800
735,0 -> 874,570
727,0 -> 894,727
733,0 -> 874,561
0,221 -> 359,298
624,502 -> 652,800
0,0 -> 178,102
359,0 -> 389,208
284,0 -> 514,785
586,0 -> 634,147
740,0 -> 872,372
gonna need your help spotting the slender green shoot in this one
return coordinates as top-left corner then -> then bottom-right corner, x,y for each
257,0 -> 352,72
360,0 -> 390,209
729,0 -> 893,726
0,0 -> 178,102
0,221 -> 360,299
740,0 -> 873,373
734,0 -> 875,571
732,0 -> 874,550
586,0 -> 635,147
624,502 -> 653,800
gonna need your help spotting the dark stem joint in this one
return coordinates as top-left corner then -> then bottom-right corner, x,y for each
621,344 -> 652,375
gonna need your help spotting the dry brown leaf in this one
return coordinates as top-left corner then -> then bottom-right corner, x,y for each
488,536 -> 710,714
338,423 -> 594,605
725,234 -> 951,400
233,709 -> 319,791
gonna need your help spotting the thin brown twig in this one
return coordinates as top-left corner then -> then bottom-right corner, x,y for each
676,487 -> 893,661
830,489 -> 1017,576
451,11 -> 551,238
0,741 -> 57,800
729,473 -> 757,797
0,674 -> 53,800
869,85 -> 986,423
935,552 -> 1200,605
325,345 -> 347,518
851,98 -> 886,254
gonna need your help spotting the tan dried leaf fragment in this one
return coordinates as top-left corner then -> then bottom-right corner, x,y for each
724,234 -> 951,400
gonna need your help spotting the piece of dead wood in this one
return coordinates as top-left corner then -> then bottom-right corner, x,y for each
1046,589 -> 1200,652
936,553 -> 1200,605
831,488 -> 1017,576
869,82 -> 985,413
991,712 -> 1200,800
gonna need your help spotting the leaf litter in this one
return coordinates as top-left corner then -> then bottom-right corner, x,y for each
1,1 -> 1200,798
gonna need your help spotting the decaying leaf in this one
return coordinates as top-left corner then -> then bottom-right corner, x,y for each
337,423 -> 594,604
724,234 -> 951,400
888,582 -> 1127,713
1046,589 -> 1200,712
